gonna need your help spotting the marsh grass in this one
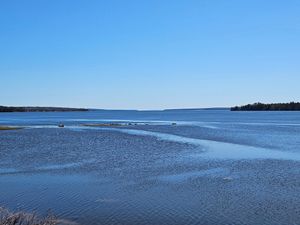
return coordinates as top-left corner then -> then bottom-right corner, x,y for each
0,207 -> 58,225
0,126 -> 22,131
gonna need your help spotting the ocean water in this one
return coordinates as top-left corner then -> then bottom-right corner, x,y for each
0,110 -> 300,225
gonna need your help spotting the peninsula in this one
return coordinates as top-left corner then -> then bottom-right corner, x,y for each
231,102 -> 300,111
0,106 -> 88,112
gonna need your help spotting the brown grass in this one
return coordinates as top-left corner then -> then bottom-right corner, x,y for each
0,126 -> 22,130
0,207 -> 57,225
0,207 -> 78,225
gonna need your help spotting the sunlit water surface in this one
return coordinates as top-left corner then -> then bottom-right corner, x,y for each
1,110 -> 300,225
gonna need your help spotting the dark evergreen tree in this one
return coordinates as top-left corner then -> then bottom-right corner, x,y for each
231,102 -> 300,111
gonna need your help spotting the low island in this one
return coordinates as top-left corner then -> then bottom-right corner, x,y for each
0,126 -> 23,130
0,106 -> 88,112
231,102 -> 300,111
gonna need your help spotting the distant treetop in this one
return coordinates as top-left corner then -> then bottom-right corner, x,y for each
0,106 -> 88,112
231,102 -> 300,111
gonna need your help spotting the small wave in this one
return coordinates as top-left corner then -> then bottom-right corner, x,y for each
38,162 -> 84,170
0,160 -> 95,175
95,198 -> 119,203
0,168 -> 18,174
35,159 -> 96,171
232,122 -> 300,127
174,121 -> 220,129
157,168 -> 230,183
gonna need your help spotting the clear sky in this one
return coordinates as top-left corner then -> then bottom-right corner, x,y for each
1,0 -> 299,109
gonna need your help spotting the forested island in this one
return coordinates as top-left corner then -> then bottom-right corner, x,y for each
231,102 -> 300,111
0,106 -> 88,112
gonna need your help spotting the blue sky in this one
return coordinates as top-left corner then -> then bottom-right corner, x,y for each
1,0 -> 299,109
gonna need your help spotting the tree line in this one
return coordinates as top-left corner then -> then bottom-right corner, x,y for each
231,102 -> 300,111
0,106 -> 88,112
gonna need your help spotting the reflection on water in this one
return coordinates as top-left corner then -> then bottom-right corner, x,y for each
1,110 -> 300,225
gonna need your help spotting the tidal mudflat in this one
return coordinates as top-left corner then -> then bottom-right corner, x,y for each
1,110 -> 300,225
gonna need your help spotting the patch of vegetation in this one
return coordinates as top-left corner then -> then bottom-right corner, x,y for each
0,106 -> 88,113
0,207 -> 57,225
0,126 -> 22,130
231,102 -> 300,111
0,207 -> 77,225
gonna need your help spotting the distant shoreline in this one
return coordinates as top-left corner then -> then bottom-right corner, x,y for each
231,102 -> 300,111
0,106 -> 231,113
163,107 -> 229,111
3,104 -> 300,112
0,106 -> 88,113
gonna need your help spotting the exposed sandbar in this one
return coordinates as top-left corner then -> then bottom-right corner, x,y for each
0,126 -> 23,130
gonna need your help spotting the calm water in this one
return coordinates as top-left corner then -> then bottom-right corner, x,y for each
1,110 -> 300,225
